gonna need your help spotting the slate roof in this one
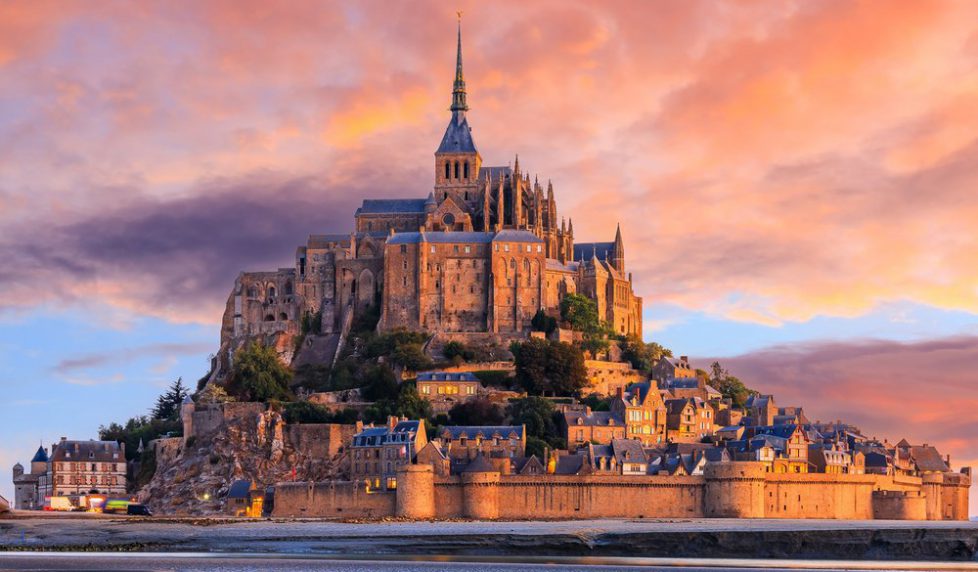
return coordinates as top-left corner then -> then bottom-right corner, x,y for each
356,198 -> 428,215
573,242 -> 613,262
461,454 -> 494,473
227,479 -> 253,499
511,455 -> 544,474
387,231 -> 495,245
440,426 -> 524,440
564,410 -> 624,427
753,424 -> 804,440
31,446 -> 48,463
909,445 -> 950,472
50,440 -> 121,462
554,454 -> 589,475
664,398 -> 696,414
417,371 -> 480,382
612,439 -> 647,464
493,230 -> 545,243
864,452 -> 890,468
437,115 -> 478,154
546,259 -> 581,272
480,166 -> 511,182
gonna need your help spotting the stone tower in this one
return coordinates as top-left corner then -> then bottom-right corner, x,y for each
181,394 -> 195,444
30,445 -> 48,475
610,223 -> 625,274
433,16 -> 482,210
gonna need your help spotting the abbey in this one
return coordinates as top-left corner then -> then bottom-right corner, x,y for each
217,23 -> 641,370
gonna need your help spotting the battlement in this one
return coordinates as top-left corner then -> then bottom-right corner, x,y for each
272,461 -> 971,521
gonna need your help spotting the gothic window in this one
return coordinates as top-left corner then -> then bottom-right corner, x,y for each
454,161 -> 459,179
464,161 -> 469,179
268,286 -> 276,298
444,162 -> 450,179
264,314 -> 275,321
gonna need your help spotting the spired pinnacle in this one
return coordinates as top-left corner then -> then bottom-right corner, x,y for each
451,13 -> 468,114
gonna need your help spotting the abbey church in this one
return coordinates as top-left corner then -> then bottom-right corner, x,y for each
216,23 -> 642,370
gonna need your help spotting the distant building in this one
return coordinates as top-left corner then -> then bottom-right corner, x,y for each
650,355 -> 695,381
416,371 -> 482,413
664,397 -> 714,442
563,408 -> 626,447
12,446 -> 50,510
48,438 -> 127,497
350,417 -> 428,491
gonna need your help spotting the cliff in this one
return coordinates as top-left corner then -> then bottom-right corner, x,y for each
140,402 -> 353,515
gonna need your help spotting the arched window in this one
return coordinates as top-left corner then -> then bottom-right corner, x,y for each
444,161 -> 450,179
284,281 -> 293,295
268,286 -> 276,298
454,161 -> 459,179
264,314 -> 275,322
464,161 -> 469,179
279,312 -> 288,321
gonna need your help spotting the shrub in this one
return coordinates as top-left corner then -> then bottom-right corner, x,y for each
226,341 -> 293,402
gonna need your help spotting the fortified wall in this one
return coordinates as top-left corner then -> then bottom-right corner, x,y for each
272,462 -> 971,521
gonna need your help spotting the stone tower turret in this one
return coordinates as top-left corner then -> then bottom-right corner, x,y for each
433,15 -> 482,210
181,394 -> 195,445
29,445 -> 48,475
12,462 -> 23,480
395,464 -> 436,519
611,223 -> 625,274
461,454 -> 500,519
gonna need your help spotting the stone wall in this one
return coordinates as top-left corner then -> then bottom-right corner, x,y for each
584,360 -> 645,397
285,424 -> 357,460
273,481 -> 395,518
272,462 -> 971,521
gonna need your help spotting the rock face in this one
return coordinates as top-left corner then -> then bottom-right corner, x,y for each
141,402 -> 352,515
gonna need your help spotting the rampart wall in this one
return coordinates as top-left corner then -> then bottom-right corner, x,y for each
271,462 -> 971,521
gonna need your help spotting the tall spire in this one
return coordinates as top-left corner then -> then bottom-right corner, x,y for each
451,12 -> 468,114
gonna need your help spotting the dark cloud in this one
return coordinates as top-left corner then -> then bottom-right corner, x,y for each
0,168 -> 424,321
52,342 -> 214,374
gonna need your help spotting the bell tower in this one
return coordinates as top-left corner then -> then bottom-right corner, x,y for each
434,14 -> 482,214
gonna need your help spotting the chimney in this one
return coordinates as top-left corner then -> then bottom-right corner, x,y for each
387,416 -> 397,431
946,454 -> 951,466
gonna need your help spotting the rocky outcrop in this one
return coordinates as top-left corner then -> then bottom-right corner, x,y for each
140,402 -> 348,515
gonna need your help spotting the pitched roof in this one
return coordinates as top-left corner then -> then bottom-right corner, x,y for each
417,371 -> 480,382
356,198 -> 428,215
480,166 -> 512,182
440,425 -> 524,440
554,454 -> 589,475
512,455 -> 544,474
493,229 -> 544,243
50,440 -> 122,462
31,446 -> 48,463
437,115 -> 478,154
612,439 -> 647,464
387,231 -> 496,245
910,445 -> 949,472
573,242 -> 613,262
227,479 -> 253,499
461,454 -> 495,473
563,410 -> 624,427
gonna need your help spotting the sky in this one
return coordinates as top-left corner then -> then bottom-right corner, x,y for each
1,0 -> 976,516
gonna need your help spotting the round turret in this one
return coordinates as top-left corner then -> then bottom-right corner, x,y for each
703,461 -> 766,518
12,462 -> 23,479
395,464 -> 435,519
461,455 -> 500,519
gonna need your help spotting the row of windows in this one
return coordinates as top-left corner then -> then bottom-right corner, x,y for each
55,475 -> 122,486
444,160 -> 472,181
420,384 -> 477,395
56,462 -> 124,472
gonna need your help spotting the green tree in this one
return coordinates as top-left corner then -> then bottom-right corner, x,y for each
360,364 -> 399,401
196,383 -> 234,404
392,343 -> 433,371
507,396 -> 559,443
512,338 -> 587,396
708,361 -> 756,409
560,293 -> 611,355
364,384 -> 432,423
449,397 -> 504,426
226,341 -> 293,402
619,335 -> 673,373
151,378 -> 189,420
531,309 -> 558,334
